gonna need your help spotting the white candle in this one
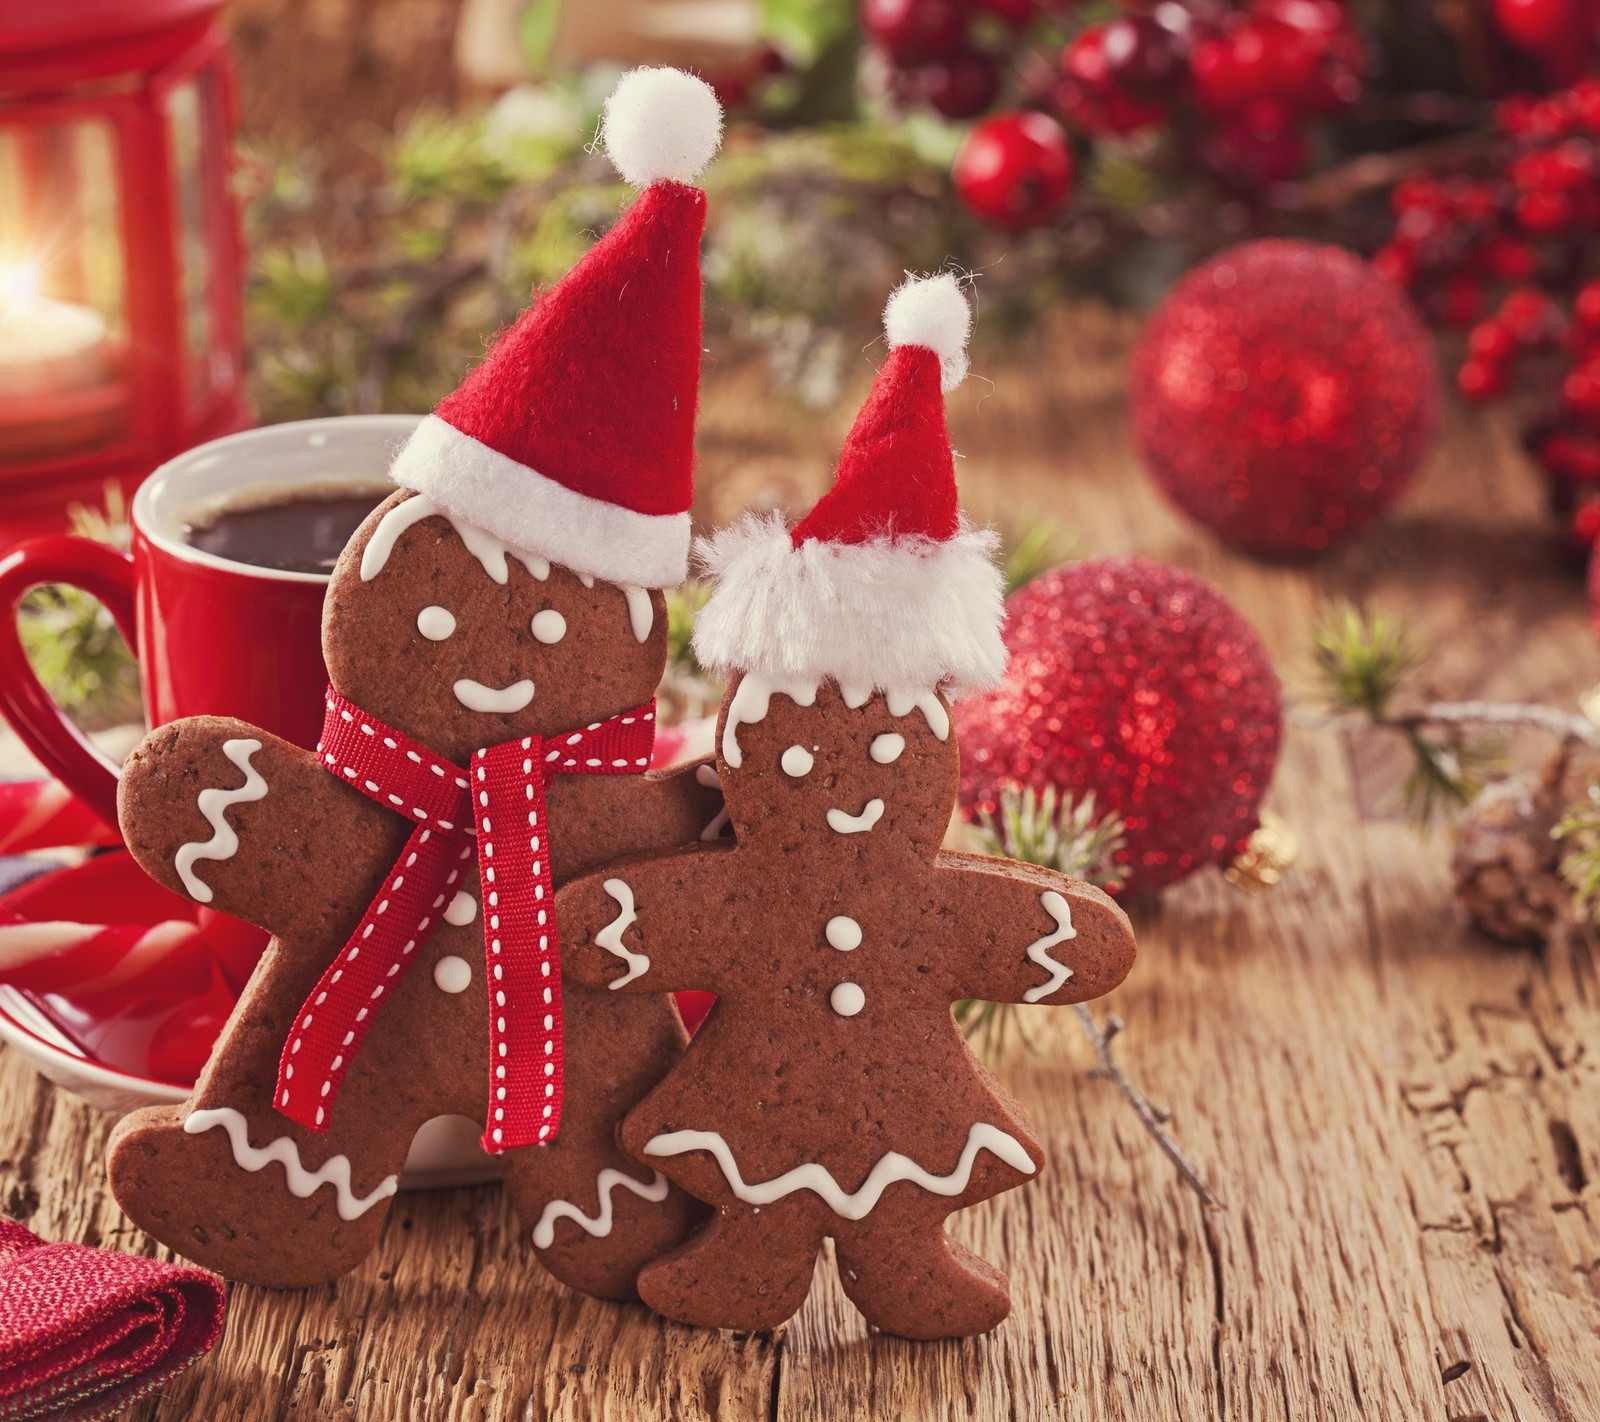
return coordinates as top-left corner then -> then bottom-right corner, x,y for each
0,272 -> 111,401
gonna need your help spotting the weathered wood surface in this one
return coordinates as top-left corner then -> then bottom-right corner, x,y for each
4,312 -> 1600,1420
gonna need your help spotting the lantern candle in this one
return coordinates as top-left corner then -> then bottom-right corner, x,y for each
0,265 -> 111,400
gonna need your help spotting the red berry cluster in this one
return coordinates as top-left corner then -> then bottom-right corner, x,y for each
861,0 -> 1034,120
864,1 -> 1367,227
1375,79 -> 1600,547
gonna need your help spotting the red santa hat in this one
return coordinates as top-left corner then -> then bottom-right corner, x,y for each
692,273 -> 1007,696
385,67 -> 722,588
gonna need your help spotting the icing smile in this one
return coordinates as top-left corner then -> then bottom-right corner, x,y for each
826,798 -> 884,834
453,678 -> 535,713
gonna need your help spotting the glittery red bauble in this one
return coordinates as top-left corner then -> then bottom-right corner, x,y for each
1129,239 -> 1441,557
957,558 -> 1283,895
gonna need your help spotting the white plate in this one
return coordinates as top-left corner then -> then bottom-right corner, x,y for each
0,987 -> 499,1189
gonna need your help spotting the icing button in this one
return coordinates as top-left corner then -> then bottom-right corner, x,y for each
444,890 -> 478,926
434,956 -> 473,994
825,916 -> 862,952
830,982 -> 865,1017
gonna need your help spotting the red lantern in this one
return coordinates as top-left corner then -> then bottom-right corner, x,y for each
0,0 -> 250,539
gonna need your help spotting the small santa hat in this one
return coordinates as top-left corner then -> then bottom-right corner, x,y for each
692,273 -> 1007,696
386,67 -> 723,588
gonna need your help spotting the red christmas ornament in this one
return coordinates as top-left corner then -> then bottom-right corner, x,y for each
1129,240 -> 1441,557
957,558 -> 1283,895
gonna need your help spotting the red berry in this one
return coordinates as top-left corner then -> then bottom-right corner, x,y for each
1576,280 -> 1600,332
1055,24 -> 1171,135
952,110 -> 1076,228
1515,186 -> 1576,235
973,0 -> 1035,26
1189,20 -> 1275,117
1200,100 -> 1307,190
1458,359 -> 1506,401
1468,320 -> 1517,364
1440,274 -> 1485,326
919,51 -> 1002,118
1483,236 -> 1539,283
1371,243 -> 1415,286
1493,0 -> 1587,56
1571,78 -> 1600,130
1565,361 -> 1600,419
1571,502 -> 1600,547
1101,14 -> 1186,99
1546,433 -> 1600,481
1501,286 -> 1558,342
862,0 -> 970,61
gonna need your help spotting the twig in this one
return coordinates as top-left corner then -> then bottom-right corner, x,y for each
1071,1004 -> 1226,1211
1290,699 -> 1600,748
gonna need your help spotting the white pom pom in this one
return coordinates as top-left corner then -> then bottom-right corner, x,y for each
599,67 -> 724,188
884,273 -> 972,392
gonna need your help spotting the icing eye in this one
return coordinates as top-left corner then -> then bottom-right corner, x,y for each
417,606 -> 456,641
780,745 -> 814,777
870,733 -> 905,764
530,609 -> 567,644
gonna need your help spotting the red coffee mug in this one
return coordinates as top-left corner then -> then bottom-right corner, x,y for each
0,416 -> 419,832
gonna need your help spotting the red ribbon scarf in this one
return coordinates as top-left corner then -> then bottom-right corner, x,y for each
274,688 -> 656,1153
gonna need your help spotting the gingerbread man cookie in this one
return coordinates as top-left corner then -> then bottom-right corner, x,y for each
555,276 -> 1138,1338
107,68 -> 727,1298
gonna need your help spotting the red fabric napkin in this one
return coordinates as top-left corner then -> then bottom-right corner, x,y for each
0,1220 -> 225,1422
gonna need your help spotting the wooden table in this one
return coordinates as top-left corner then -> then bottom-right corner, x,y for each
5,313 -> 1599,1420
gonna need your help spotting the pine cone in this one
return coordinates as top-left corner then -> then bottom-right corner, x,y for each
1451,761 -> 1571,946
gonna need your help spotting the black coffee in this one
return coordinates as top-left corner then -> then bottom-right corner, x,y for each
182,483 -> 389,576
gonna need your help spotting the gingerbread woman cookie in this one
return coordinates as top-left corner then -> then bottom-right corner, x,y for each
555,276 -> 1138,1338
107,68 -> 727,1298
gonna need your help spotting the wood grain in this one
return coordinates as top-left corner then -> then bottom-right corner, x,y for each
4,309 -> 1599,1420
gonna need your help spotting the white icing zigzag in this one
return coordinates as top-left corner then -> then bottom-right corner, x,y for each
826,798 -> 884,835
530,1167 -> 670,1249
597,878 -> 649,988
183,1107 -> 398,1221
173,739 -> 268,904
1023,890 -> 1077,1004
643,1122 -> 1036,1221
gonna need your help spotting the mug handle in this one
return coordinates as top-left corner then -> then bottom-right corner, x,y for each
0,537 -> 139,834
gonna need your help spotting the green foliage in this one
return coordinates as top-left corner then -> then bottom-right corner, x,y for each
1556,787 -> 1600,923
1311,600 -> 1419,717
250,243 -> 333,325
391,107 -> 515,205
1400,733 -> 1501,824
1308,600 -> 1497,823
1000,521 -> 1071,596
17,489 -> 139,729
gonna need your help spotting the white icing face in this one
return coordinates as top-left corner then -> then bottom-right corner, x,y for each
530,609 -> 567,644
825,915 -> 861,951
417,605 -> 456,641
830,981 -> 865,1017
453,678 -> 535,714
780,745 -> 814,777
826,798 -> 884,835
870,733 -> 905,764
434,955 -> 473,993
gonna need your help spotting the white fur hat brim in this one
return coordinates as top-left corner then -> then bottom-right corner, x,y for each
690,512 -> 1008,697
